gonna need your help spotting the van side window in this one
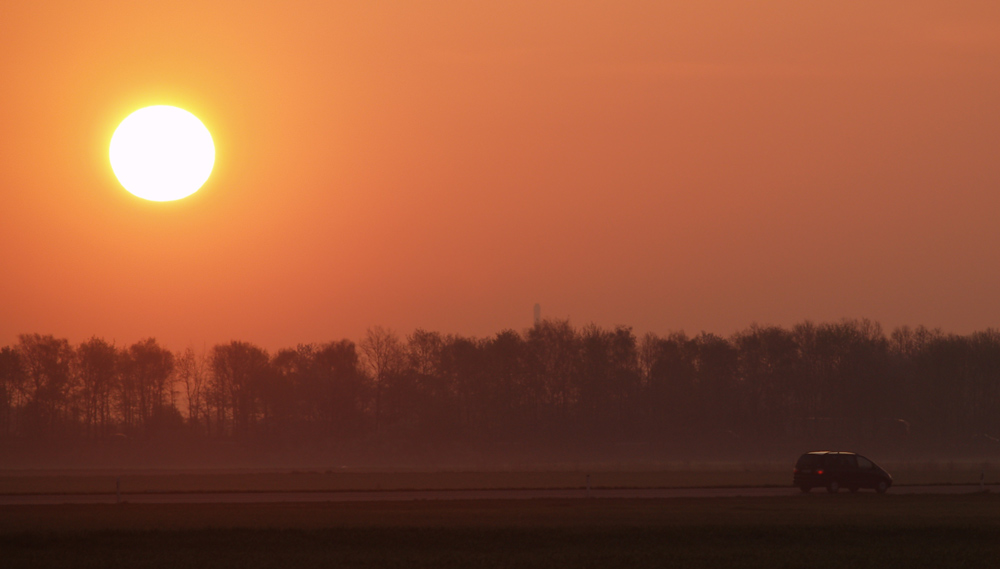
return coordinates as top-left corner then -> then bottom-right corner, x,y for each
835,454 -> 856,469
857,456 -> 873,470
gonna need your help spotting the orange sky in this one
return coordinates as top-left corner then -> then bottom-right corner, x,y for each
2,1 -> 1000,350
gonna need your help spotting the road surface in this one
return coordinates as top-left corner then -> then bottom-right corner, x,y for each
1,485 -> 996,505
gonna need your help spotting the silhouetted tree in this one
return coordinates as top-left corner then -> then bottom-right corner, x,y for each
441,334 -> 487,437
402,331 -> 458,437
17,334 -> 75,437
691,332 -> 740,436
642,332 -> 697,438
526,319 -> 579,435
479,330 -> 531,440
360,327 -> 403,434
117,338 -> 175,436
3,317 -> 1000,456
313,340 -> 367,436
0,346 -> 25,438
210,341 -> 269,437
76,337 -> 118,438
578,325 -> 639,437
966,330 -> 1000,440
176,348 -> 208,433
733,325 -> 800,437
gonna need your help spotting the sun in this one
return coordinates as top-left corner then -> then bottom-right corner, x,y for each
109,106 -> 215,201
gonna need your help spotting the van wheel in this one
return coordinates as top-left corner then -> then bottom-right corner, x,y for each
826,480 -> 840,493
799,485 -> 811,493
876,481 -> 888,494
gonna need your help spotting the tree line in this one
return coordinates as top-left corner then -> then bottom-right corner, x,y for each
1,319 -> 999,453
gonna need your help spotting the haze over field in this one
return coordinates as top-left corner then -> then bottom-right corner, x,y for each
3,319 -> 999,470
2,2 -> 1000,350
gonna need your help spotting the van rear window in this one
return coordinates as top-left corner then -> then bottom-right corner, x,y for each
796,454 -> 822,469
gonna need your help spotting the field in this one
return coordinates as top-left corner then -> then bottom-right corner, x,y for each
0,460 -> 997,495
1,494 -> 999,568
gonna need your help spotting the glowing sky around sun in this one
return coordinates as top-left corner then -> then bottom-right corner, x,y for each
1,1 -> 1000,349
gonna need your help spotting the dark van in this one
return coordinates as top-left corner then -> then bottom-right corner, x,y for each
793,451 -> 892,493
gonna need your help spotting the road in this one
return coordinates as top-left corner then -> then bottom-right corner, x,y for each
1,484 -> 996,505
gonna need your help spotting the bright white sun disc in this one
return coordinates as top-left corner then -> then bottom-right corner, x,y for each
109,106 -> 215,201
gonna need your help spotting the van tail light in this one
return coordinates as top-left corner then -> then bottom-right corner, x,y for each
817,470 -> 824,475
793,468 -> 799,473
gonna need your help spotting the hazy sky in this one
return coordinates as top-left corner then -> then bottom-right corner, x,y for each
2,1 -> 1000,350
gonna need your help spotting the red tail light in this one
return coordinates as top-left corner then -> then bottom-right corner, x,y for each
817,470 -> 824,475
793,468 -> 799,473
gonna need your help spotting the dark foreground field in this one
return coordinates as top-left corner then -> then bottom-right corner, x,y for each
2,494 -> 998,568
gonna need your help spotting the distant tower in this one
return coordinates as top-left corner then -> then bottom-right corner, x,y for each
533,303 -> 541,325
